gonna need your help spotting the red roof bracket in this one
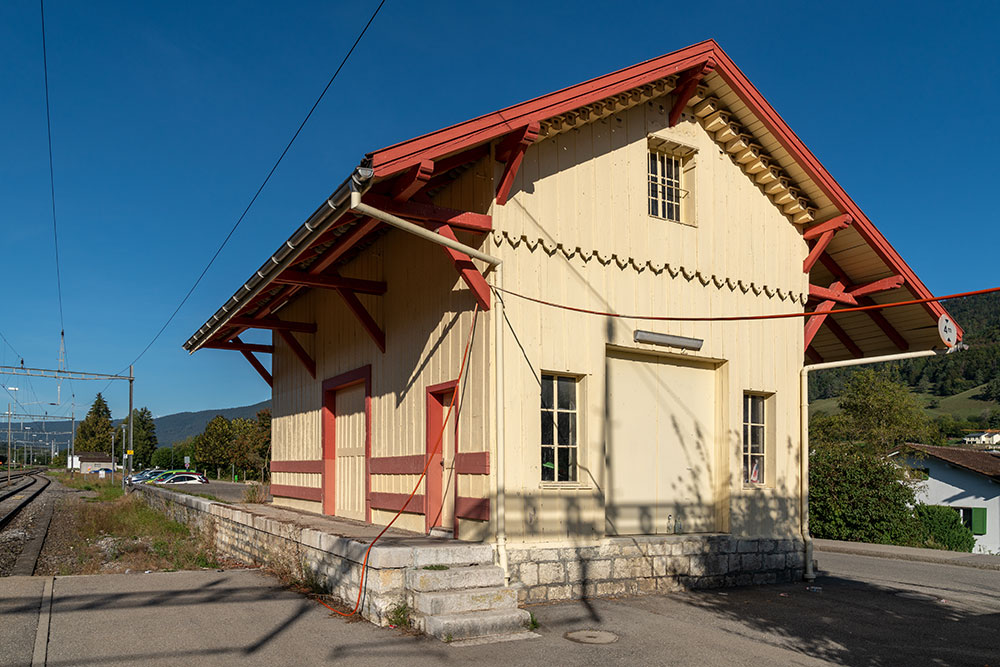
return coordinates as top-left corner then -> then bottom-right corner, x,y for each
809,283 -> 857,306
804,285 -> 841,349
437,224 -> 490,310
802,214 -> 852,241
803,229 -> 839,273
495,122 -> 540,206
391,160 -> 434,201
336,288 -> 386,352
277,329 -> 316,379
820,254 -> 910,351
361,194 -> 492,233
233,337 -> 272,386
849,275 -> 905,298
668,61 -> 715,127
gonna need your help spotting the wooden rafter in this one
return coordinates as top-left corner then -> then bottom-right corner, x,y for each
391,160 -> 433,201
360,194 -> 492,233
819,254 -> 909,351
203,341 -> 273,354
277,329 -> 316,378
273,270 -> 387,295
668,61 -> 715,127
495,122 -> 540,206
229,317 -> 317,334
823,316 -> 863,359
809,284 -> 857,306
806,347 -> 824,364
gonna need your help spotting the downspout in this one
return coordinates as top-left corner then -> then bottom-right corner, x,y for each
350,198 -> 502,267
799,348 -> 949,581
494,262 -> 509,582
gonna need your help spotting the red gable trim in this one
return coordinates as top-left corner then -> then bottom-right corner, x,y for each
367,39 -> 958,339
369,41 -> 717,177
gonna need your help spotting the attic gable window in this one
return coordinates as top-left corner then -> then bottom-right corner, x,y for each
647,138 -> 697,226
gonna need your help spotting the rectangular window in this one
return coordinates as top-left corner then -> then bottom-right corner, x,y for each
541,373 -> 578,482
648,150 -> 683,222
743,393 -> 766,486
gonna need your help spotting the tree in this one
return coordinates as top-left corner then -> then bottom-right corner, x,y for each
75,393 -> 114,454
823,369 -> 936,454
121,407 -> 159,469
194,416 -> 232,474
810,443 -> 921,545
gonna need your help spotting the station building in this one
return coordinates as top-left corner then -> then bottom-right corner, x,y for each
184,40 -> 959,594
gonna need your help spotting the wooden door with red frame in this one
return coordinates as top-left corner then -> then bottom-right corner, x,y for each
425,381 -> 458,535
321,366 -> 371,520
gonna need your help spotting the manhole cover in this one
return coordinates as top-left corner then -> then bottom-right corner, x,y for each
564,630 -> 618,644
895,591 -> 938,601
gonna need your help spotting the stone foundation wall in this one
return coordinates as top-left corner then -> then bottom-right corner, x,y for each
506,535 -> 805,603
133,486 -> 410,625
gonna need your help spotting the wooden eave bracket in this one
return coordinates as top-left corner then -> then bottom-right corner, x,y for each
361,194 -> 492,233
273,270 -> 387,295
495,122 -> 541,206
803,214 -> 853,273
229,316 -> 317,334
668,60 -> 716,127
436,224 -> 490,310
277,329 -> 316,378
818,253 -> 910,352
232,336 -> 272,387
336,288 -> 386,352
391,160 -> 434,201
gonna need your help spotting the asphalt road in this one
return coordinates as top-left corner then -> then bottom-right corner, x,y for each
2,551 -> 997,666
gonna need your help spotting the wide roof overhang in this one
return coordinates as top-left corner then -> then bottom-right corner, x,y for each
184,39 -> 960,371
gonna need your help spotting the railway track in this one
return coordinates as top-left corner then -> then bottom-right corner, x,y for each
0,474 -> 51,531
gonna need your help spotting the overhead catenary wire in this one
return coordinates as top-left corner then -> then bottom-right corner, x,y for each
490,284 -> 1000,324
118,0 -> 388,373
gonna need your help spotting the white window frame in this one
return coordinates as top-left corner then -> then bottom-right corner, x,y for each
647,137 -> 697,226
743,393 -> 767,487
540,373 -> 580,484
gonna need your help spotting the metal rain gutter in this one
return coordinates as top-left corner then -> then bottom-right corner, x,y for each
184,166 -> 375,353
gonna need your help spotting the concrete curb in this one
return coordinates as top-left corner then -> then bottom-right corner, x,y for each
815,539 -> 1000,572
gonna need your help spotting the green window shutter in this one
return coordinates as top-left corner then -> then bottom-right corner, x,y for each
971,507 -> 987,536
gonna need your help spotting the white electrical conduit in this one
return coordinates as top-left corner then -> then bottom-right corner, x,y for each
350,194 -> 502,267
799,347 -> 951,581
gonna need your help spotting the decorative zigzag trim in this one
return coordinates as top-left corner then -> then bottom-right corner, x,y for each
492,230 -> 808,305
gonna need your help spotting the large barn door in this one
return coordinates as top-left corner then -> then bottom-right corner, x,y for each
426,381 -> 458,535
605,352 -> 718,536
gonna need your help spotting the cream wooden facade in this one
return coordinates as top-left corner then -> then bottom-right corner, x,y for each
188,41 -> 954,556
268,96 -> 807,546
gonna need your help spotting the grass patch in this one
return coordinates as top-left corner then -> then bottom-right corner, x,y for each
422,564 -> 449,570
243,482 -> 269,504
526,611 -> 539,630
50,472 -> 125,501
152,485 -> 222,503
386,601 -> 411,628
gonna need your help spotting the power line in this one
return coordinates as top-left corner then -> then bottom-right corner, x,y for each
39,0 -> 68,359
119,0 -> 388,372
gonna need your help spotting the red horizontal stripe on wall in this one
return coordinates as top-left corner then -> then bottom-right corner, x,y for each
370,492 -> 425,514
455,496 -> 490,521
271,484 -> 322,502
369,455 -> 425,475
455,451 -> 489,474
270,460 -> 323,474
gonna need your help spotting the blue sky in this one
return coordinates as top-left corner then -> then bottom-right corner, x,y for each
0,0 -> 997,421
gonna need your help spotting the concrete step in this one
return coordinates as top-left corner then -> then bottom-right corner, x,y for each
418,608 -> 532,642
412,586 -> 517,615
405,564 -> 504,592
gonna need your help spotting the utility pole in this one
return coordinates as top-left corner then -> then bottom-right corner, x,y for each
128,366 -> 134,481
111,431 -> 115,485
6,404 -> 10,485
70,408 -> 75,480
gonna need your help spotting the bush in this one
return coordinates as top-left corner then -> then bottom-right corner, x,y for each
810,444 -> 922,545
913,505 -> 976,552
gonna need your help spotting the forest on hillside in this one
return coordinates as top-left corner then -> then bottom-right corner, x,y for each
809,292 -> 1000,431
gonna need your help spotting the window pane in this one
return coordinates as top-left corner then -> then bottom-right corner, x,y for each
541,447 -> 554,481
749,456 -> 762,484
649,152 -> 657,175
743,394 -> 750,421
541,410 -> 554,445
541,374 -> 554,410
742,424 -> 749,454
558,447 -> 577,482
558,412 -> 576,446
743,455 -> 749,484
557,376 -> 576,410
751,425 -> 764,453
751,395 -> 764,424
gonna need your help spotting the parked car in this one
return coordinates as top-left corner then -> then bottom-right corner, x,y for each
126,469 -> 163,485
159,472 -> 208,485
92,468 -> 114,475
141,470 -> 189,484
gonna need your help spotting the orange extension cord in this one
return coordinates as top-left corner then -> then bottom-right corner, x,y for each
314,304 -> 479,619
492,284 -> 1000,323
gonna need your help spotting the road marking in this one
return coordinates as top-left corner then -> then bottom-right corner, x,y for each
32,577 -> 54,667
